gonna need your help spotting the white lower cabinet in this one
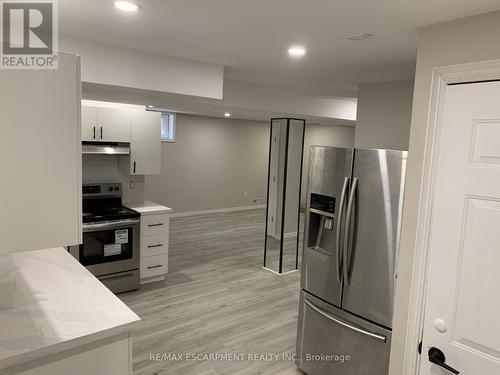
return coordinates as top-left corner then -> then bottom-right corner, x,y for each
140,254 -> 169,279
139,213 -> 170,284
141,234 -> 169,257
124,202 -> 172,284
141,213 -> 170,236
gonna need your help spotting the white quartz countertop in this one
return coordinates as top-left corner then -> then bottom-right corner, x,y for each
0,247 -> 140,370
125,201 -> 173,216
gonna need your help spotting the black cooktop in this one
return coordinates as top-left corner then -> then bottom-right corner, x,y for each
81,183 -> 140,224
83,206 -> 140,223
82,197 -> 140,224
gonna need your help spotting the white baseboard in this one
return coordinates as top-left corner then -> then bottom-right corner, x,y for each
170,205 -> 266,218
262,267 -> 299,276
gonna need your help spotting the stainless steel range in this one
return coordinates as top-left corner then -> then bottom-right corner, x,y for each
69,183 -> 140,293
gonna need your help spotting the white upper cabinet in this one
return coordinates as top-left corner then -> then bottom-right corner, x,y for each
82,106 -> 131,142
126,110 -> 161,175
0,53 -> 82,253
82,106 -> 98,141
98,108 -> 131,142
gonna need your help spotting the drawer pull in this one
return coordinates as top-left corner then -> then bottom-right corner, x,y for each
148,244 -> 164,248
148,223 -> 164,227
147,264 -> 163,270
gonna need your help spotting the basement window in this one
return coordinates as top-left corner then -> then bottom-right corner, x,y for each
160,112 -> 176,142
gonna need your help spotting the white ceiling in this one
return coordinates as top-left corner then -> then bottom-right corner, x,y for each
60,0 -> 500,97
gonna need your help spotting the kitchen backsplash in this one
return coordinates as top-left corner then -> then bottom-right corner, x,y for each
82,155 -> 146,203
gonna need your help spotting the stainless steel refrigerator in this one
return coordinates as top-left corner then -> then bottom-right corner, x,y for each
296,146 -> 407,375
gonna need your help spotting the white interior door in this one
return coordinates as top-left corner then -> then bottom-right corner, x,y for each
419,81 -> 500,374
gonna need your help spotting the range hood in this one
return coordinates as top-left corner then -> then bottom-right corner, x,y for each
82,142 -> 130,155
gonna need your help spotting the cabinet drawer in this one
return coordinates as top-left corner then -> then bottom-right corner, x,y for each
141,234 -> 169,257
140,254 -> 168,278
141,214 -> 169,236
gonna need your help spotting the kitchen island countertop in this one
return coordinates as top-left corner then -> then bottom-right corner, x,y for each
0,247 -> 140,370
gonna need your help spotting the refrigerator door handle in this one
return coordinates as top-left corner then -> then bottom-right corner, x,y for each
305,299 -> 386,342
335,177 -> 350,282
343,177 -> 358,284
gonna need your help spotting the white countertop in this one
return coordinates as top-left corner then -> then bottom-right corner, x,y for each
0,247 -> 140,370
125,201 -> 173,216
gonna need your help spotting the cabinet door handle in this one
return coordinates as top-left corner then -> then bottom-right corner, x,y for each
100,126 -> 103,139
148,244 -> 164,248
148,223 -> 164,227
93,126 -> 96,139
133,161 -> 136,173
147,264 -> 163,269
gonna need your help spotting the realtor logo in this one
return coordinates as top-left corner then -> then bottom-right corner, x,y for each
1,0 -> 58,69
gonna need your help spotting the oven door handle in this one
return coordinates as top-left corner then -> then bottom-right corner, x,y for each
83,219 -> 140,232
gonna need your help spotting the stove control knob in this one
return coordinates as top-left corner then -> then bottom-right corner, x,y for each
114,186 -> 120,191
108,187 -> 113,192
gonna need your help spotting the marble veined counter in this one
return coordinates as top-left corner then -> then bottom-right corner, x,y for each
0,247 -> 140,370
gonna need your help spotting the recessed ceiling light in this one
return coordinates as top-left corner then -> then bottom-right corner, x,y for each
288,46 -> 306,57
114,1 -> 140,12
347,33 -> 374,41
147,105 -> 154,108
224,113 -> 231,117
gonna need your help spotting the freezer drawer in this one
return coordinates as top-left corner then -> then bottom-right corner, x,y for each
296,291 -> 391,375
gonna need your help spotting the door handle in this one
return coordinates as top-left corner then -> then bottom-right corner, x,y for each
133,161 -> 136,173
343,177 -> 358,284
428,347 -> 459,374
93,126 -> 96,139
335,177 -> 349,282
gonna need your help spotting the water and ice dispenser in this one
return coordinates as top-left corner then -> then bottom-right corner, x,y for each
307,193 -> 336,255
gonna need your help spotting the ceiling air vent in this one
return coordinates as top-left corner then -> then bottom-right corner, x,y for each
347,33 -> 375,41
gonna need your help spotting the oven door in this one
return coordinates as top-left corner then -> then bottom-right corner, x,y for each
77,219 -> 140,277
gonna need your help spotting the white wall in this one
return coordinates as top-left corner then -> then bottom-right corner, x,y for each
355,80 -> 414,151
82,155 -> 146,203
301,124 -> 356,204
61,36 -> 224,99
145,114 -> 269,213
389,10 -> 500,375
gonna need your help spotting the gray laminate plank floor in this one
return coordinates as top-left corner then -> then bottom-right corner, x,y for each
120,209 -> 303,375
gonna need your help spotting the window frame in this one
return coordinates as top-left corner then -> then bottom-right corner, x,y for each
160,112 -> 176,143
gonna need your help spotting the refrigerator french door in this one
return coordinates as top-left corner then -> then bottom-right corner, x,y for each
297,146 -> 407,375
